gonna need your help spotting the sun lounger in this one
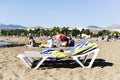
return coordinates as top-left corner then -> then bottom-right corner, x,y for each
17,42 -> 99,69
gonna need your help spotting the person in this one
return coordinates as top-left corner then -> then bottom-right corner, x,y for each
65,38 -> 70,47
44,36 -> 55,48
60,36 -> 69,47
60,35 -> 69,42
26,36 -> 37,47
69,37 -> 75,47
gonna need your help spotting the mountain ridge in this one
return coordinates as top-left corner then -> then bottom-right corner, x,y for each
0,23 -> 25,30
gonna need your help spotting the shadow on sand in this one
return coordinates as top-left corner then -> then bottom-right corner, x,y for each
92,59 -> 113,68
32,58 -> 113,69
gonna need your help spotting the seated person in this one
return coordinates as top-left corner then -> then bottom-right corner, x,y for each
69,37 -> 75,47
64,37 -> 75,47
60,41 -> 67,47
41,37 -> 55,48
66,39 -> 70,47
60,36 -> 70,47
26,36 -> 37,47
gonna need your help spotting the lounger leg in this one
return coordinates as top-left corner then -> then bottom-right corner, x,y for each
87,48 -> 99,68
82,55 -> 89,64
71,48 -> 99,68
72,56 -> 86,68
34,56 -> 49,69
17,54 -> 31,69
26,57 -> 34,64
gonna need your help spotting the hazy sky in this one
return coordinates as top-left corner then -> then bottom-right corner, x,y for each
0,0 -> 120,28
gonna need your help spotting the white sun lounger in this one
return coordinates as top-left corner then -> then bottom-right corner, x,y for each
17,44 -> 99,69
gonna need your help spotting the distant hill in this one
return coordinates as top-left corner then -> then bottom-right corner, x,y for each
0,23 -> 25,30
107,24 -> 120,29
86,25 -> 101,29
106,24 -> 120,32
85,25 -> 103,33
86,24 -> 120,32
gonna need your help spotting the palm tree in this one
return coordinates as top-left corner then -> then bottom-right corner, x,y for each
51,26 -> 60,35
71,28 -> 80,37
61,27 -> 69,36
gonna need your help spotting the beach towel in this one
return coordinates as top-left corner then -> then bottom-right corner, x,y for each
41,49 -> 60,61
40,41 -> 89,60
66,41 -> 89,51
51,43 -> 97,58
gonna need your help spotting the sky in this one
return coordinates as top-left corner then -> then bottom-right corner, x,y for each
0,0 -> 120,28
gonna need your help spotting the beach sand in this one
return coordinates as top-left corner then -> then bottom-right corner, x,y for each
0,36 -> 120,80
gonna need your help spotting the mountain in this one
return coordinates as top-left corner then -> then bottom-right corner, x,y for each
106,24 -> 120,32
85,25 -> 103,33
86,25 -> 101,29
0,23 -> 25,30
107,24 -> 120,29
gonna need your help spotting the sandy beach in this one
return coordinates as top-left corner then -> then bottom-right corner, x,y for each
0,36 -> 120,80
